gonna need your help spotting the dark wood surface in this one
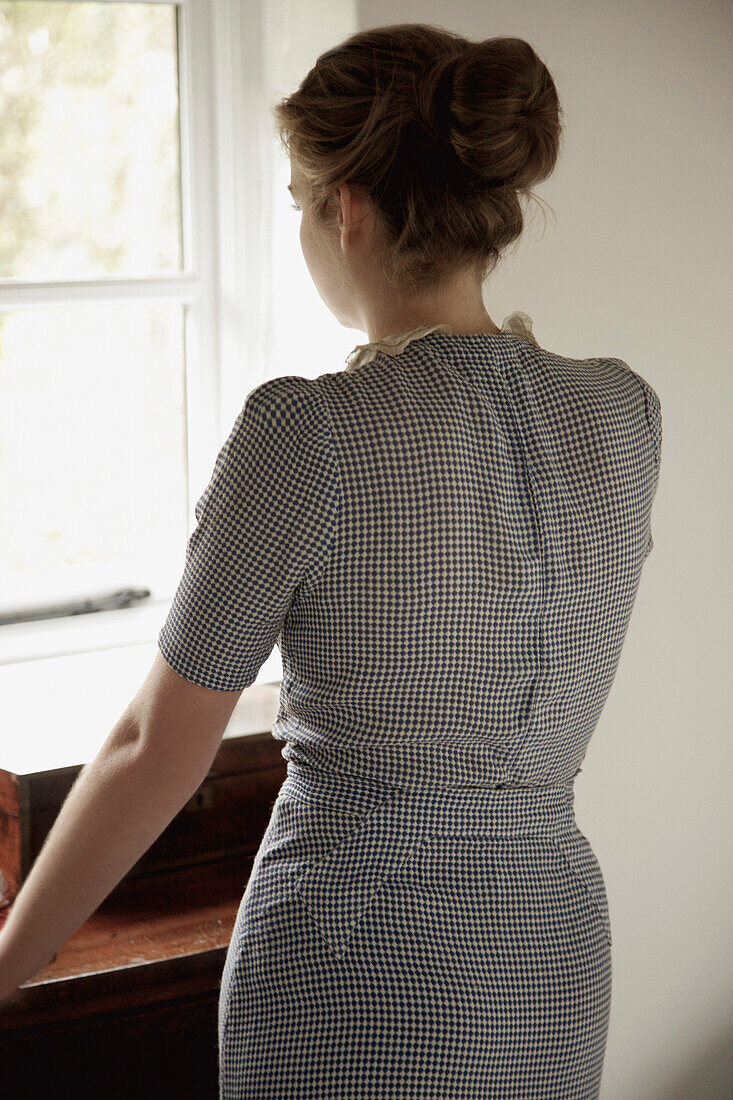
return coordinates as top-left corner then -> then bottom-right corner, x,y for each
0,850 -> 256,1021
0,852 -> 257,1096
0,681 -> 286,1098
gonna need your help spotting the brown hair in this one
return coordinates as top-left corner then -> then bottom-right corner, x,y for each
272,23 -> 564,296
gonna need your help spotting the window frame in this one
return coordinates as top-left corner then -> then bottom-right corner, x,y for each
0,0 -> 259,665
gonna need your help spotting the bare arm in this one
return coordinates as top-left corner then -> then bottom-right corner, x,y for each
0,651 -> 243,1002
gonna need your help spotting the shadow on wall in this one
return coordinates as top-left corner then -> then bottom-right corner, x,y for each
654,1017 -> 733,1099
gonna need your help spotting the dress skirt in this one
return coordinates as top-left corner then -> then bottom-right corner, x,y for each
218,762 -> 612,1099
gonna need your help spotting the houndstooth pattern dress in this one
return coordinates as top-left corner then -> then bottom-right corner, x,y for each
158,311 -> 662,1099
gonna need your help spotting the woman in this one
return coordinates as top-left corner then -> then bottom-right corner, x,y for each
0,22 -> 662,1100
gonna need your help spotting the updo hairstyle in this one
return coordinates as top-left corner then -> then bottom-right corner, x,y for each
272,23 -> 564,295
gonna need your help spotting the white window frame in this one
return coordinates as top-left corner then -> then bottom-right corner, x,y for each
0,0 -> 261,665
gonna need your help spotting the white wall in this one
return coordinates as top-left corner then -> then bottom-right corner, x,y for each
346,2 -> 731,1097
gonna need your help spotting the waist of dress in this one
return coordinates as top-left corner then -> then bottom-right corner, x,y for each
281,759 -> 580,837
272,761 -> 581,959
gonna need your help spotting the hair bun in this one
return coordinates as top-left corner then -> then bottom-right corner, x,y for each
424,54 -> 463,147
449,37 -> 562,192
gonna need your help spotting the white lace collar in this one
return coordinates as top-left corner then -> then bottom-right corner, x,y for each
344,310 -> 538,372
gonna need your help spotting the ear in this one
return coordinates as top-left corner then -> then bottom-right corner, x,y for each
337,181 -> 373,250
336,181 -> 353,241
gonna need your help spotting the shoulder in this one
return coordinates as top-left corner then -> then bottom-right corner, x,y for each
231,373 -> 331,430
599,357 -> 662,472
600,357 -> 659,400
601,358 -> 662,432
245,372 -> 319,412
230,376 -> 338,481
243,372 -> 339,425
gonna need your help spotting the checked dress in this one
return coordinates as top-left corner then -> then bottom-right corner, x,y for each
157,311 -> 662,1098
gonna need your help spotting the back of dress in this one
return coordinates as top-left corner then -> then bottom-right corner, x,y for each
158,316 -> 662,793
157,313 -> 662,1100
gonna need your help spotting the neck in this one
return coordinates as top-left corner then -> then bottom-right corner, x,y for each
358,282 -> 502,344
365,312 -> 502,344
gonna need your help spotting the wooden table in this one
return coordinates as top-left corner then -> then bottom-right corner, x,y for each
0,664 -> 284,1098
0,852 -> 257,1097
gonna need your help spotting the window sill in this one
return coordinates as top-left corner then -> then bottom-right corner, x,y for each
0,599 -> 175,666
0,632 -> 283,775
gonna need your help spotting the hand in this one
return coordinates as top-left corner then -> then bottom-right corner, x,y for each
0,926 -> 38,1009
0,869 -> 10,910
0,872 -> 23,1006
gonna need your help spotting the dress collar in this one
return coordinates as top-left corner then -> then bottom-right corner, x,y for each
344,310 -> 538,373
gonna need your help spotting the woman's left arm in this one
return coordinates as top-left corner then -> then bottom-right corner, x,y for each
0,651 -> 243,1004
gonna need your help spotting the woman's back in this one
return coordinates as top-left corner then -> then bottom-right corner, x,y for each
161,317 -> 661,793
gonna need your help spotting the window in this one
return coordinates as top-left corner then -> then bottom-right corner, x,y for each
0,0 -> 197,661
0,0 -> 358,675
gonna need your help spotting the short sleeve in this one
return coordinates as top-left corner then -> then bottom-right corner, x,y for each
606,359 -> 662,560
637,374 -> 662,558
157,376 -> 340,691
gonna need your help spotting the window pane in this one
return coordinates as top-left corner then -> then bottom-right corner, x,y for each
0,1 -> 182,279
0,303 -> 188,613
